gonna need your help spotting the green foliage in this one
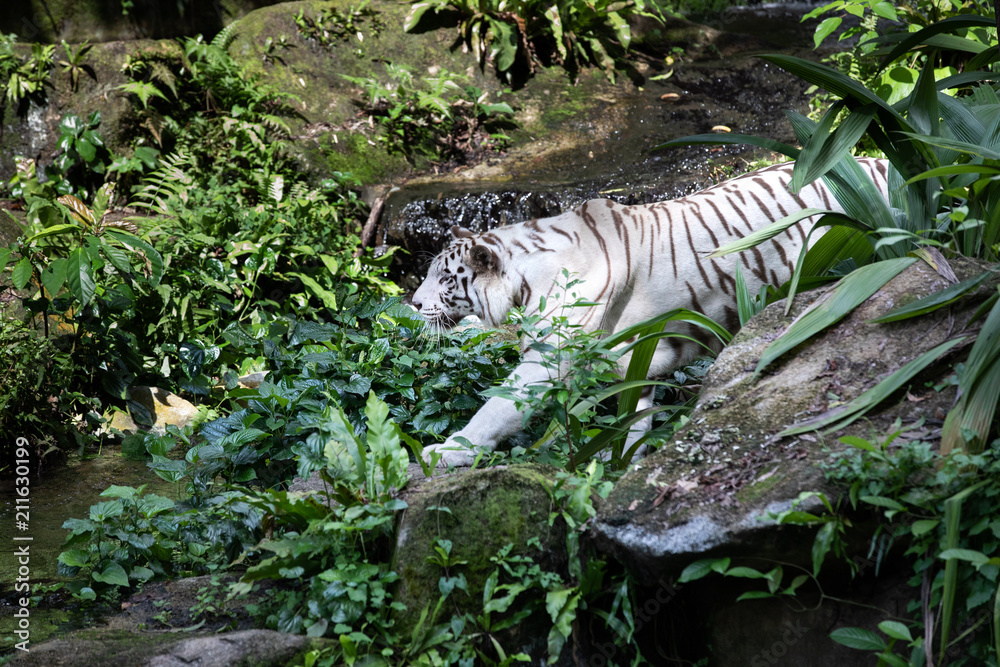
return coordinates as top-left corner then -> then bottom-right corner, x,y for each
487,272 -> 727,471
343,63 -> 514,163
822,432 -> 1000,666
404,0 -> 660,82
802,0 -> 992,111
0,33 -> 53,108
57,40 -> 94,92
204,298 -> 515,468
293,1 -> 385,55
660,16 -> 1000,454
0,318 -> 93,468
4,180 -> 164,399
57,481 -> 262,601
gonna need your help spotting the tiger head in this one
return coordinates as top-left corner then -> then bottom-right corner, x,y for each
412,225 -> 510,331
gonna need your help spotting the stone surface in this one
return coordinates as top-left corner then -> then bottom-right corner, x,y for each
14,628 -> 318,666
593,256 -> 996,580
582,256 -> 998,664
108,385 -> 201,435
391,464 -> 567,658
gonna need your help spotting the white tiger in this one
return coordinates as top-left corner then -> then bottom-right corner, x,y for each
412,158 -> 890,467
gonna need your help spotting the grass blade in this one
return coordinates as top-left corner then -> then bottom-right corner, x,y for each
707,208 -> 841,259
938,480 -> 991,664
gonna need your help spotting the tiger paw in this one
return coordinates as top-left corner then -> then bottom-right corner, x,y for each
421,439 -> 483,470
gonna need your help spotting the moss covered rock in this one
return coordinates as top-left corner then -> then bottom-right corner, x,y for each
392,464 -> 567,649
593,256 -> 998,581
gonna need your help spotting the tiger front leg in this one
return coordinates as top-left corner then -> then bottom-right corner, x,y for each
422,350 -> 552,470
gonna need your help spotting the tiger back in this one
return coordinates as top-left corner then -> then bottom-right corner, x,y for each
413,157 -> 890,467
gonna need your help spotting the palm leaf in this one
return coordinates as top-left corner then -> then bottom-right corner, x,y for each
941,287 -> 1000,454
707,208 -> 844,259
791,105 -> 878,194
870,269 -> 997,323
755,258 -> 916,375
778,336 -> 968,436
873,15 -> 996,71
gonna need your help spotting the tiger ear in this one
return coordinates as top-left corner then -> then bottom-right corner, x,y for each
467,244 -> 500,274
451,225 -> 475,239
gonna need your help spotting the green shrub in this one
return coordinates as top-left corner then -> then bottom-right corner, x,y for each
404,0 -> 662,82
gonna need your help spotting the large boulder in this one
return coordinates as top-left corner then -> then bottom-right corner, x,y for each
392,464 -> 569,660
588,256 -> 997,665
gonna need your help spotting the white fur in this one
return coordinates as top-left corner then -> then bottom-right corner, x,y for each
413,159 -> 890,468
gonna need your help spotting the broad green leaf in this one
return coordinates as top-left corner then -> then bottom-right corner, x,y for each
736,591 -> 774,601
813,16 -> 841,48
489,17 -> 518,73
403,1 -> 438,32
861,495 -> 907,511
812,522 -> 836,576
293,272 -> 337,310
829,627 -> 887,651
756,258 -> 915,374
66,247 -> 96,306
839,435 -> 875,451
723,566 -> 767,579
939,548 -> 990,567
75,137 -> 97,163
100,484 -> 140,499
871,1 -> 896,20
678,558 -> 725,583
92,562 -> 130,587
12,256 -> 33,290
545,5 -> 567,61
911,519 -> 939,536
101,241 -> 134,278
58,549 -> 91,568
25,223 -> 81,243
878,620 -> 912,642
103,229 -> 163,286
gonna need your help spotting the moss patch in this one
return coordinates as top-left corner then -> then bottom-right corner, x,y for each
391,464 -> 567,636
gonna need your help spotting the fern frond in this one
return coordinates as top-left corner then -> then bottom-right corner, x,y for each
211,21 -> 240,51
134,151 -> 196,214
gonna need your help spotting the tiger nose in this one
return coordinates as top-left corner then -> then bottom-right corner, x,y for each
411,297 -> 422,311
